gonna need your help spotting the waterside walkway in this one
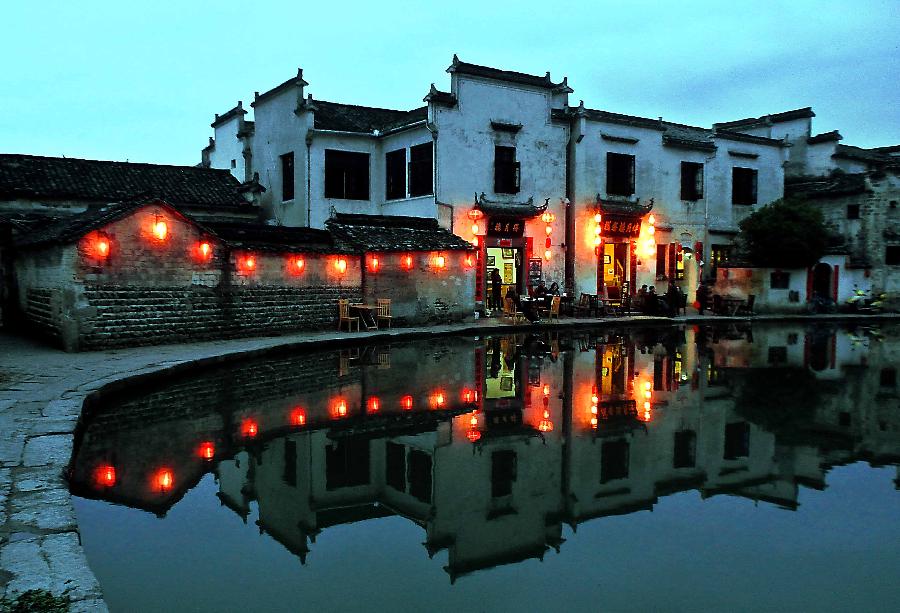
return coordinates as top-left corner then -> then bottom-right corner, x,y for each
1,312 -> 898,610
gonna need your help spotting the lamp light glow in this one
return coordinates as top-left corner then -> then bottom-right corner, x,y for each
198,441 -> 215,460
94,464 -> 116,488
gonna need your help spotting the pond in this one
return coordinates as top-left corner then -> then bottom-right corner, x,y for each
68,323 -> 900,612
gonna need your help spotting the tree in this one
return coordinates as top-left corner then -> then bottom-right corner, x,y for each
738,199 -> 828,268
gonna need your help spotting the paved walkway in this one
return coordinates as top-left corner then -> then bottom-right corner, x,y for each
1,311 -> 897,610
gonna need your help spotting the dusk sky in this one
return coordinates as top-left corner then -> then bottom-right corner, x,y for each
3,0 -> 897,166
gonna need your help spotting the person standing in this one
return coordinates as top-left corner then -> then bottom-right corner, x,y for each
696,281 -> 710,315
490,268 -> 502,311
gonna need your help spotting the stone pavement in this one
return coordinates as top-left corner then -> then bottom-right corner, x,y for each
0,311 -> 897,610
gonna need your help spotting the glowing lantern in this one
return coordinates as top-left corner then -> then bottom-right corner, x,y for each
541,211 -> 556,224
643,401 -> 651,411
462,388 -> 474,403
332,398 -> 348,418
469,413 -> 479,427
152,216 -> 168,241
335,258 -> 347,273
591,393 -> 599,405
196,241 -> 213,262
431,391 -> 445,408
290,407 -> 307,426
643,381 -> 652,391
94,464 -> 116,488
153,468 -> 174,492
198,441 -> 215,461
590,416 -> 598,428
471,223 -> 480,235
367,396 -> 380,414
240,418 -> 258,438
369,256 -> 379,272
594,235 -> 602,247
95,235 -> 110,258
465,254 -> 475,267
591,405 -> 599,415
538,419 -> 554,432
402,254 -> 414,270
291,256 -> 305,273
472,236 -> 479,247
648,214 -> 656,225
543,409 -> 550,419
434,254 -> 446,269
594,213 -> 602,224
467,208 -> 484,221
543,384 -> 550,396
241,255 -> 256,271
466,429 -> 482,442
545,225 -> 553,236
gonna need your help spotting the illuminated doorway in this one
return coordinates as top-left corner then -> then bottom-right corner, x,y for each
486,246 -> 522,308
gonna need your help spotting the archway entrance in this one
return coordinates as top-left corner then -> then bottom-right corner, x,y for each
812,263 -> 832,301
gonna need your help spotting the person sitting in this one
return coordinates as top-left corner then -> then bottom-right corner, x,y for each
664,284 -> 681,317
644,286 -> 658,315
635,285 -> 648,311
507,287 -> 540,323
548,281 -> 560,296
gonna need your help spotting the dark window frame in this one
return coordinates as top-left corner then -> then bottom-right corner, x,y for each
280,152 -> 295,202
732,167 -> 758,205
494,146 -> 520,194
385,148 -> 406,201
846,204 -> 860,220
607,152 -> 636,197
886,245 -> 900,265
325,149 -> 370,200
680,161 -> 704,201
408,142 -> 434,197
770,271 -> 790,289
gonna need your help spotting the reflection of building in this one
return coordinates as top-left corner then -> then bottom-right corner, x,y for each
70,325 -> 900,579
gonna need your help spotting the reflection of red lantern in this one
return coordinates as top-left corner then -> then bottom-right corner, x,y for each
94,464 -> 116,488
198,441 -> 215,460
290,408 -> 307,426
466,429 -> 482,442
431,391 -> 445,408
153,468 -> 174,492
462,388 -> 474,403
241,418 -> 258,438
538,419 -> 553,432
332,398 -> 348,418
400,395 -> 413,410
367,396 -> 380,413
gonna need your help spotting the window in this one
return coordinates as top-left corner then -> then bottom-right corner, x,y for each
723,422 -> 750,459
601,440 -> 630,482
607,152 -> 635,197
770,271 -> 790,289
386,442 -> 406,491
283,439 -> 297,487
732,167 -> 758,205
886,246 -> 900,265
491,450 -> 517,498
673,430 -> 697,469
408,450 -> 432,503
768,346 -> 788,364
280,152 -> 295,201
880,368 -> 896,387
710,244 -> 731,273
230,159 -> 236,169
494,146 -> 520,194
680,161 -> 703,201
325,438 -> 370,490
847,204 -> 860,219
325,150 -> 370,200
408,142 -> 434,197
385,149 -> 406,200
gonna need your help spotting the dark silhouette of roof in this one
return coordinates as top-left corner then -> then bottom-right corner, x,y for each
714,107 -> 815,130
202,220 -> 355,253
448,54 -> 572,92
0,154 -> 249,209
327,213 -> 473,252
785,172 -> 870,199
311,100 -> 427,134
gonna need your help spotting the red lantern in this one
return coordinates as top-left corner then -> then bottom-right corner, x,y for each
152,216 -> 168,241
368,256 -> 379,272
466,429 -> 482,442
335,258 -> 347,273
240,418 -> 258,438
402,254 -> 414,270
467,209 -> 484,221
290,255 -> 305,274
94,464 -> 116,488
400,395 -> 414,410
367,396 -> 380,414
197,441 -> 215,461
93,234 -> 111,259
153,468 -> 174,492
290,407 -> 307,426
196,241 -> 213,262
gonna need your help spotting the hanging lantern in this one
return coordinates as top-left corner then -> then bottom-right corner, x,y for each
369,255 -> 379,272
594,213 -> 602,224
197,441 -> 215,461
402,254 -> 414,270
290,407 -> 307,426
196,240 -> 213,262
465,254 -> 475,267
152,216 -> 168,241
239,254 -> 256,271
462,388 -> 475,403
153,468 -> 174,492
467,208 -> 484,221
94,234 -> 111,259
471,223 -> 480,235
334,258 -> 347,273
543,384 -> 550,396
434,254 -> 446,269
545,225 -> 553,236
431,390 -> 445,408
94,464 -> 116,488
538,419 -> 554,432
332,397 -> 348,418
290,255 -> 305,273
240,418 -> 259,438
367,396 -> 380,414
466,429 -> 482,442
400,395 -> 414,410
544,249 -> 552,260
648,214 -> 656,226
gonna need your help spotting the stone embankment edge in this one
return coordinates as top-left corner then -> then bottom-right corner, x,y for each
1,312 -> 898,611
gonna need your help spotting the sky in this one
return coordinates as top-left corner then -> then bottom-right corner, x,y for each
2,0 -> 898,166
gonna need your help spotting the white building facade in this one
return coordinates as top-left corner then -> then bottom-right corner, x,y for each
202,56 -> 789,306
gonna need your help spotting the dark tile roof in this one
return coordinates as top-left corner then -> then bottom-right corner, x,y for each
0,210 -> 66,242
448,54 -> 572,92
580,107 -> 666,131
310,100 -> 427,134
832,144 -> 892,165
424,84 -> 457,107
202,221 -> 355,253
327,213 -> 473,252
784,172 -> 870,198
662,123 -> 717,152
807,130 -> 842,144
251,69 -> 308,108
0,154 -> 249,209
714,107 -> 815,130
713,129 -> 786,147
211,101 -> 247,128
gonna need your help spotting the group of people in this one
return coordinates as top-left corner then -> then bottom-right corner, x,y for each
635,283 -> 688,317
489,269 -> 560,324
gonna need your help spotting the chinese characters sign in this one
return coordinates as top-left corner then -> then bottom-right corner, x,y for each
486,217 -> 525,238
599,215 -> 642,238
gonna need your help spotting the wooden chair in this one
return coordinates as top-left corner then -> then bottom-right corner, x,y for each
504,297 -> 526,323
338,299 -> 360,332
738,294 -> 756,316
546,296 -> 561,323
572,293 -> 594,317
376,298 -> 392,329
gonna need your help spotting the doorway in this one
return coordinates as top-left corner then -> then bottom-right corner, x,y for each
486,246 -> 522,309
812,263 -> 833,301
600,242 -> 629,299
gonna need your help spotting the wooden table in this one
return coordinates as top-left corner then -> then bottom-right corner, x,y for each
350,304 -> 379,330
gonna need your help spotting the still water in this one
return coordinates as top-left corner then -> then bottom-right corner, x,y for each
69,323 -> 900,612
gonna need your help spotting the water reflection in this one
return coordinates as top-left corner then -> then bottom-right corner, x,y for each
69,323 -> 900,584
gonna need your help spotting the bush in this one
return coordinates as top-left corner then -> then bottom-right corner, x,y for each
738,199 -> 828,268
0,590 -> 70,613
